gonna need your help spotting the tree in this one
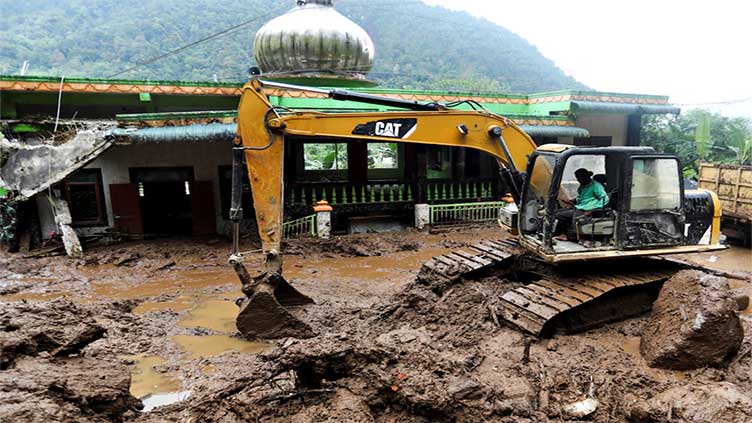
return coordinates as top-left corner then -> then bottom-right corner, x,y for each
641,110 -> 752,177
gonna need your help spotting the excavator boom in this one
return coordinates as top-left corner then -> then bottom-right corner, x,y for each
230,79 -> 536,339
235,79 -> 536,267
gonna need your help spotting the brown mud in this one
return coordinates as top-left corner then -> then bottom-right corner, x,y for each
1,226 -> 751,422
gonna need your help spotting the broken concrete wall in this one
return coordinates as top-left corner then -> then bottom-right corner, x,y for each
0,122 -> 115,200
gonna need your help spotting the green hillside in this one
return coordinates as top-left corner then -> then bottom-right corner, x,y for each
0,0 -> 587,93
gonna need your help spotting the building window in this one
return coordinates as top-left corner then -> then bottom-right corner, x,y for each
63,169 -> 106,226
367,143 -> 399,169
303,143 -> 348,171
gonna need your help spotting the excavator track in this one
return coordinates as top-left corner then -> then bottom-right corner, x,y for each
419,238 -> 684,337
497,265 -> 678,336
419,239 -> 524,288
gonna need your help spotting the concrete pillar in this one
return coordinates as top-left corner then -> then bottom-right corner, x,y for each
415,203 -> 430,230
313,200 -> 332,239
49,195 -> 83,257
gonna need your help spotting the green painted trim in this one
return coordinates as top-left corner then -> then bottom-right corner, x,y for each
527,101 -> 573,115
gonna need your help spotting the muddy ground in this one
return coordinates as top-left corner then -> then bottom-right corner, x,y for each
1,226 -> 751,422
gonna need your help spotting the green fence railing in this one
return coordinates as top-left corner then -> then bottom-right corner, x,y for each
287,179 -> 496,209
425,181 -> 494,203
289,183 -> 414,207
282,214 -> 316,239
429,201 -> 505,225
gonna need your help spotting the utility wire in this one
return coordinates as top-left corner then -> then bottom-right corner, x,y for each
107,10 -> 280,78
108,0 -> 407,78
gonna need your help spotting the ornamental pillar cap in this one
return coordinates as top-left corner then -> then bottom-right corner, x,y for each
313,200 -> 333,212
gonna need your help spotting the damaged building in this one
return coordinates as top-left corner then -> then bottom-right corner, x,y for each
0,74 -> 681,251
0,0 -> 681,253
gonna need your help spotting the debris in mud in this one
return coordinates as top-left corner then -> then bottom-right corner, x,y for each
640,270 -> 744,370
629,382 -> 752,423
115,252 -> 141,267
562,397 -> 598,420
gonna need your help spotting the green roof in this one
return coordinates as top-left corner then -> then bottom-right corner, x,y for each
1,75 -> 676,123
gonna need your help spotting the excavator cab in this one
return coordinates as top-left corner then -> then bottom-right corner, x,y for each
517,144 -> 723,261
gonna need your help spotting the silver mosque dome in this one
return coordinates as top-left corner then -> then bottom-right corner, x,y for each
253,0 -> 376,86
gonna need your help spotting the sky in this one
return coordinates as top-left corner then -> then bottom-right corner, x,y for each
422,0 -> 752,117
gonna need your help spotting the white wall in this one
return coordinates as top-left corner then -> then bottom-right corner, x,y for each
575,114 -> 629,146
84,140 -> 232,234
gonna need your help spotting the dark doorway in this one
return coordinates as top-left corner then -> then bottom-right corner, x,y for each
130,167 -> 194,235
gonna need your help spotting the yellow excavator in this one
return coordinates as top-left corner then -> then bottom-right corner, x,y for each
229,79 -> 725,339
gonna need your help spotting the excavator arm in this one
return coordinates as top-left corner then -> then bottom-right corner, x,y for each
231,79 -> 537,339
235,79 -> 537,267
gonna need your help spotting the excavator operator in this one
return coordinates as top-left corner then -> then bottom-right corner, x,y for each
554,168 -> 609,241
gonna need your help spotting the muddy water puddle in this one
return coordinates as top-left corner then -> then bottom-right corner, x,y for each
125,355 -> 181,399
178,299 -> 240,332
284,246 -> 449,283
680,246 -> 752,274
172,334 -> 270,359
90,268 -> 236,301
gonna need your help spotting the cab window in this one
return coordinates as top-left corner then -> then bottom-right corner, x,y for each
557,154 -> 606,204
630,158 -> 681,210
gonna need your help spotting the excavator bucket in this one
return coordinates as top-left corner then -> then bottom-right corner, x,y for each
232,261 -> 315,340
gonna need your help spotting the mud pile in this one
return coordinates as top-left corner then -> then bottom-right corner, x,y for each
641,270 -> 744,370
151,276 -> 536,422
0,300 -> 141,422
284,231 -> 423,257
0,299 -> 106,369
629,382 -> 752,422
141,267 -> 752,423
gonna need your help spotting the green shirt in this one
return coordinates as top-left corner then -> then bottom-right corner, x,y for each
575,180 -> 608,211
